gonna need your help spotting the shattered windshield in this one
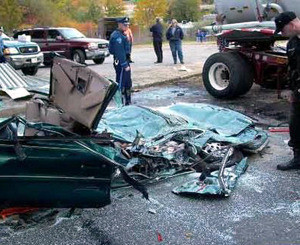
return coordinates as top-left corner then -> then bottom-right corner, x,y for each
59,28 -> 85,39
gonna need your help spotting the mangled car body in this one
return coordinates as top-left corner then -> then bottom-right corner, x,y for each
97,103 -> 268,195
0,57 -> 268,209
0,58 -> 121,208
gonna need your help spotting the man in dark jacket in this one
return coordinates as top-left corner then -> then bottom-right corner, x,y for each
150,17 -> 163,63
274,12 -> 300,170
166,19 -> 184,64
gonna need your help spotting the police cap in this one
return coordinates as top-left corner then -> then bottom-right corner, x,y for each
275,11 -> 297,34
117,17 -> 130,25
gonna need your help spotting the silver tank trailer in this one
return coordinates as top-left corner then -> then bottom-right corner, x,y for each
215,0 -> 265,23
215,0 -> 300,24
274,0 -> 300,15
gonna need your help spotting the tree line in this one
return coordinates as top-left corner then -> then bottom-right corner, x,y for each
0,0 -> 203,33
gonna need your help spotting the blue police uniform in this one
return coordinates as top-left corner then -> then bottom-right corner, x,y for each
0,32 -> 6,63
109,17 -> 132,105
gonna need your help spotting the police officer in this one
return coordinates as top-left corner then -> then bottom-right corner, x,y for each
0,28 -> 6,63
109,17 -> 132,105
275,12 -> 300,170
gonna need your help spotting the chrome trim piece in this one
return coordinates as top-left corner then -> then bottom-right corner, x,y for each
0,175 -> 111,182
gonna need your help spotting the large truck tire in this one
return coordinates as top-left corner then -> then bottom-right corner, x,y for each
21,66 -> 38,76
202,52 -> 253,99
232,52 -> 254,96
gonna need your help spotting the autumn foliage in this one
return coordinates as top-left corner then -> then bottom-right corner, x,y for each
133,0 -> 168,28
0,0 -> 125,34
0,0 -> 205,35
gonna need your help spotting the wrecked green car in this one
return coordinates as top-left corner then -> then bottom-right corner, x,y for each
0,57 -> 127,208
0,57 -> 268,209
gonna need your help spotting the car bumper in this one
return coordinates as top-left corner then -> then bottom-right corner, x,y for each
5,53 -> 44,69
85,49 -> 110,60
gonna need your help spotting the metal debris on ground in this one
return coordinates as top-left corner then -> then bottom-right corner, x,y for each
148,208 -> 157,214
172,158 -> 248,196
157,231 -> 163,242
268,127 -> 289,133
0,63 -> 30,99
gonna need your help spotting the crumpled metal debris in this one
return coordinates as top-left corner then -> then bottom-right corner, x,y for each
98,103 -> 268,195
172,158 -> 248,196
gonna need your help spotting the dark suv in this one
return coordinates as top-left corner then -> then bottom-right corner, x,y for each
13,27 -> 110,65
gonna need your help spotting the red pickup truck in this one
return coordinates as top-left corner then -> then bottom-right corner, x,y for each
13,27 -> 110,66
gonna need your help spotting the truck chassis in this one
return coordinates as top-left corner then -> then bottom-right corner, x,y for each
202,29 -> 289,99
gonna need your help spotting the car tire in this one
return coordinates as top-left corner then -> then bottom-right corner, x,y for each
72,49 -> 85,64
93,57 -> 105,64
202,52 -> 253,99
21,66 -> 38,76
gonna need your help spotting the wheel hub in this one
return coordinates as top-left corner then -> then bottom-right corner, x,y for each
208,63 -> 230,91
73,53 -> 80,63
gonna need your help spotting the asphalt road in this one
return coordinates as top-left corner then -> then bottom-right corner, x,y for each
1,76 -> 300,245
1,43 -> 300,245
35,42 -> 217,88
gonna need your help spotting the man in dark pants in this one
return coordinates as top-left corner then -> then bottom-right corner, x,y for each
109,17 -> 132,105
166,19 -> 184,64
275,12 -> 300,170
0,28 -> 6,63
150,17 -> 163,63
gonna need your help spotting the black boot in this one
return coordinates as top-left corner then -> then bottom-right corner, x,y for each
277,149 -> 300,171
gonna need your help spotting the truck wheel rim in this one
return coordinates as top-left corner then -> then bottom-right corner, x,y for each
73,53 -> 80,63
208,63 -> 230,91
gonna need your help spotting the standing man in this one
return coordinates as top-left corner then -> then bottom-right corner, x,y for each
166,19 -> 184,64
150,17 -> 163,64
0,28 -> 6,63
275,12 -> 300,170
109,17 -> 132,105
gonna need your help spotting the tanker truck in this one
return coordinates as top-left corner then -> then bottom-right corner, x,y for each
202,0 -> 300,99
215,0 -> 300,24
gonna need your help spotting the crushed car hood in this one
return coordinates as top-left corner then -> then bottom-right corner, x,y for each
97,103 -> 269,196
97,103 -> 268,152
50,57 -> 118,130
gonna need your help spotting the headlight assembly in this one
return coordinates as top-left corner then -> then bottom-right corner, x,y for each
88,42 -> 98,50
3,47 -> 19,55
